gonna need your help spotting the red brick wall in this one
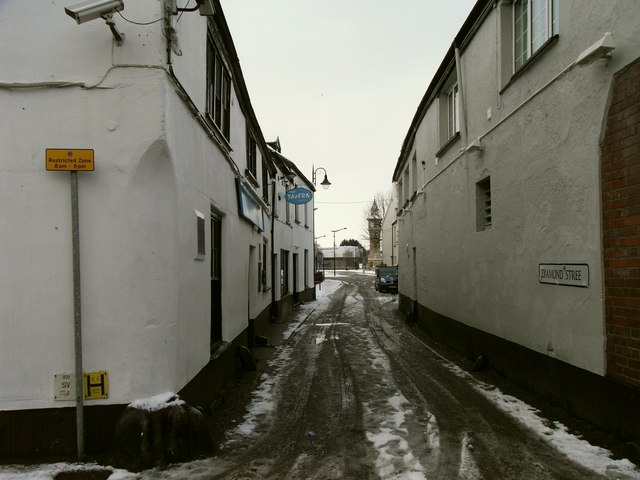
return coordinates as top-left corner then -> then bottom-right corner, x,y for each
601,58 -> 640,388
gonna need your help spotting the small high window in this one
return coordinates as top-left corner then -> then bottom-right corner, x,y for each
195,210 -> 205,260
476,177 -> 492,231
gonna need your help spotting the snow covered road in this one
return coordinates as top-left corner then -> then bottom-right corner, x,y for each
2,272 -> 638,479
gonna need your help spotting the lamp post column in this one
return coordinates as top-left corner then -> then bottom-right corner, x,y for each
333,232 -> 336,276
330,227 -> 346,276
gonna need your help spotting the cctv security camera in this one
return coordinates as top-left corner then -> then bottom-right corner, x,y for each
65,0 -> 124,24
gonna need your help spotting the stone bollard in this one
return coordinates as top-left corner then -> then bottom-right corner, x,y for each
112,393 -> 213,472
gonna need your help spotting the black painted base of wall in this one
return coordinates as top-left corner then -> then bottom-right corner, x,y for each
399,294 -> 640,443
0,323 -> 256,463
0,404 -> 126,463
274,286 -> 315,320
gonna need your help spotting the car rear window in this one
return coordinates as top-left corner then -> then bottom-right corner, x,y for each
378,267 -> 397,276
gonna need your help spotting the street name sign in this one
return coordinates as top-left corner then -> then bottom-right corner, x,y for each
539,264 -> 589,287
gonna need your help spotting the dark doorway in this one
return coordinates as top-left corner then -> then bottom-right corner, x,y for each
210,213 -> 222,347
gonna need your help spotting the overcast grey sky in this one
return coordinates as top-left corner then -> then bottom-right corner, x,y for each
221,0 -> 477,249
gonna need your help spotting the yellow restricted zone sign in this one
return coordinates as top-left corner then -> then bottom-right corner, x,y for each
46,149 -> 94,171
84,371 -> 109,400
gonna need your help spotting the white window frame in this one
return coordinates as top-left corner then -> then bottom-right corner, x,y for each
513,0 -> 559,72
447,83 -> 460,139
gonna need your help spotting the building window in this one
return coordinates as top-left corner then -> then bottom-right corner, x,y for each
195,210 -> 205,260
403,168 -> 409,205
246,129 -> 257,179
476,177 -> 492,231
411,153 -> 418,195
447,83 -> 460,139
514,0 -> 559,71
437,71 -> 460,154
396,180 -> 403,208
262,163 -> 270,203
295,203 -> 300,224
206,24 -> 231,140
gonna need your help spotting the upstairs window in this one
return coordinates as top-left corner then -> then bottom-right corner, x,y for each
246,129 -> 257,179
447,83 -> 460,139
514,0 -> 559,71
206,26 -> 231,140
437,71 -> 460,155
262,163 -> 270,203
411,153 -> 418,195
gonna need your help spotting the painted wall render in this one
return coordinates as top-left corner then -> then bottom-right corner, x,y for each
394,0 -> 640,376
0,0 -> 278,411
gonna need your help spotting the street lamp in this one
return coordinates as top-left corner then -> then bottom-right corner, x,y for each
331,227 -> 347,276
312,164 -> 331,190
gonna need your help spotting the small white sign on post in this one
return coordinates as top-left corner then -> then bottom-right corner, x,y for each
539,264 -> 589,287
54,373 -> 74,401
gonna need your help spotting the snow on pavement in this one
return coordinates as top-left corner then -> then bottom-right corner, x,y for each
441,360 -> 640,479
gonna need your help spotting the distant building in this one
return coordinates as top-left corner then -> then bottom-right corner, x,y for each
392,0 -> 640,441
381,195 -> 398,266
269,144 -> 316,315
366,201 -> 383,268
319,246 -> 363,271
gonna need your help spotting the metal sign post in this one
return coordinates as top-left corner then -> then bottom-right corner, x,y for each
70,169 -> 84,461
46,149 -> 94,461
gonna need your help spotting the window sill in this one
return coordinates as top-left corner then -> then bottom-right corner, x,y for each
436,132 -> 460,158
500,34 -> 559,94
245,169 -> 259,188
203,114 -> 232,152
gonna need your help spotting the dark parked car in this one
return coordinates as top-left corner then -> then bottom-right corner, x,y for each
375,265 -> 398,293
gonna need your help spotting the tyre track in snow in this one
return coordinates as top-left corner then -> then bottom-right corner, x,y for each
355,274 -> 609,479
135,275 -> 635,480
212,282 -> 374,479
